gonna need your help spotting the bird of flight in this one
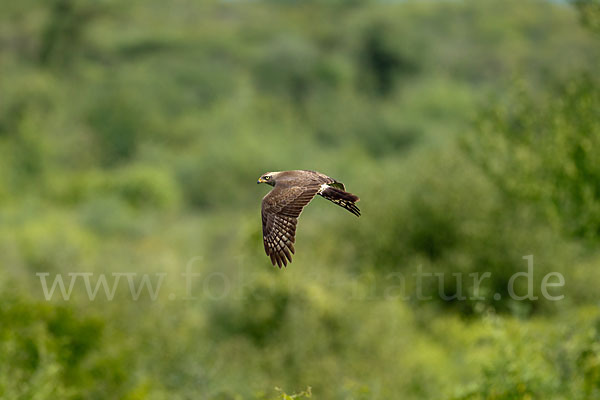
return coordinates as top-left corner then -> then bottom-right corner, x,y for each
257,170 -> 360,268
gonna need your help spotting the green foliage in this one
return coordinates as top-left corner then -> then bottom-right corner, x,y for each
572,0 -> 600,34
273,386 -> 312,400
254,35 -> 321,104
1,0 -> 599,398
467,77 -> 600,241
359,21 -> 419,96
0,278 -> 126,399
38,0 -> 103,67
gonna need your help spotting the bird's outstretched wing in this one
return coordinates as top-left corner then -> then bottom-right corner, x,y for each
261,185 -> 321,268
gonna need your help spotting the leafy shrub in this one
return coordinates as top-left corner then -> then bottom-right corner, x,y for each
0,278 -> 110,399
254,35 -> 320,105
358,21 -> 419,96
467,77 -> 600,241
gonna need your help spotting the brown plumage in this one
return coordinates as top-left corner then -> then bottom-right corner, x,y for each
257,170 -> 360,268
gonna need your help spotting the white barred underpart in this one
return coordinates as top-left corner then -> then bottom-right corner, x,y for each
318,183 -> 330,194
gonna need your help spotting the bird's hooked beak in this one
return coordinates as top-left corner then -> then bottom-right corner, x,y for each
257,177 -> 265,184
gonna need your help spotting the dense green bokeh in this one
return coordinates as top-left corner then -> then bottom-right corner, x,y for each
1,0 -> 600,398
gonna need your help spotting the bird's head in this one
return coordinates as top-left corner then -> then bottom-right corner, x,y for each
257,172 -> 278,186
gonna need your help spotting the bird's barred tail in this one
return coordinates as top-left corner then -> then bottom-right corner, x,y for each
318,185 -> 361,217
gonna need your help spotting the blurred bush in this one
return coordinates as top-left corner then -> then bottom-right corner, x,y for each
467,76 -> 600,241
1,0 -> 599,398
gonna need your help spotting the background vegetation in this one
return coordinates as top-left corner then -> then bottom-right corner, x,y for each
1,0 -> 600,398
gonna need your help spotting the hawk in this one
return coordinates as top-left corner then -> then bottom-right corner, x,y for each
257,170 -> 360,268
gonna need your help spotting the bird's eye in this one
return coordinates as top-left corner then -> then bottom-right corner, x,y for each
264,176 -> 270,180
